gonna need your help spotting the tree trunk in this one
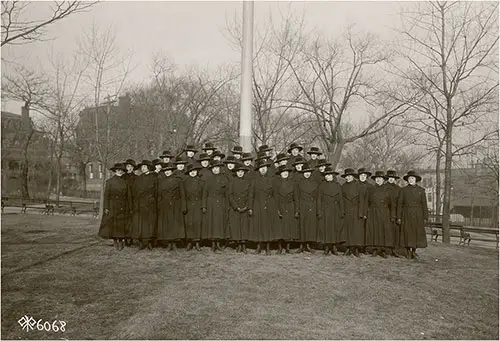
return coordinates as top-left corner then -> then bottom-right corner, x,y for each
20,129 -> 34,200
435,150 -> 442,218
327,141 -> 345,169
80,161 -> 87,198
442,109 -> 453,244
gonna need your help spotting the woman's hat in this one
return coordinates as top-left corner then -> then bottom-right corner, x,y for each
386,170 -> 400,179
137,160 -> 154,170
202,142 -> 216,151
185,163 -> 202,174
287,142 -> 303,153
341,168 -> 357,178
208,160 -> 224,169
323,166 -> 339,175
152,158 -> 162,166
258,144 -> 272,153
403,170 -> 422,182
254,159 -> 271,170
159,150 -> 173,158
212,150 -> 226,159
315,159 -> 332,168
255,151 -> 270,162
231,145 -> 243,154
292,156 -> 307,166
162,162 -> 177,171
241,152 -> 253,161
183,144 -> 198,153
173,156 -> 188,164
299,162 -> 315,173
307,147 -> 322,155
357,168 -> 372,177
223,155 -> 237,164
276,164 -> 293,174
275,153 -> 290,162
234,162 -> 250,172
371,170 -> 388,180
124,159 -> 136,166
197,153 -> 211,161
110,163 -> 127,172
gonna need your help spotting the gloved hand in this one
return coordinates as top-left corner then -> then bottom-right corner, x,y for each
317,213 -> 322,220
390,218 -> 395,223
294,212 -> 300,219
183,210 -> 187,215
104,209 -> 109,215
248,209 -> 253,217
202,207 -> 207,214
397,218 -> 401,225
278,211 -> 283,219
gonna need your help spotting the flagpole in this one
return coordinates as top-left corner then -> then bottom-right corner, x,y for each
239,0 -> 254,152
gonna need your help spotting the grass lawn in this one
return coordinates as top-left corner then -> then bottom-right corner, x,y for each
1,213 -> 498,340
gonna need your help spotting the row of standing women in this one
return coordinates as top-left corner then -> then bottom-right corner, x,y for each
98,142 -> 428,259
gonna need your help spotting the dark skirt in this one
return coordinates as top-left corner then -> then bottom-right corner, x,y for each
157,198 -> 185,241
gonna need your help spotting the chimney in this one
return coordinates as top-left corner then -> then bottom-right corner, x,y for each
118,94 -> 131,119
21,106 -> 31,130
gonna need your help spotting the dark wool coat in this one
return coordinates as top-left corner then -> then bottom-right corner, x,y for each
292,170 -> 303,184
156,173 -> 185,241
288,155 -> 301,167
202,173 -> 229,240
227,176 -> 251,241
317,181 -> 345,244
173,169 -> 188,181
397,184 -> 428,249
123,172 -> 137,185
308,158 -> 320,169
98,175 -> 132,239
182,175 -> 205,240
365,184 -> 395,248
384,182 -> 402,247
199,167 -> 213,180
222,167 -> 236,181
294,176 -> 318,243
273,177 -> 298,241
312,170 -> 326,186
342,181 -> 365,247
129,172 -> 157,241
248,173 -> 276,242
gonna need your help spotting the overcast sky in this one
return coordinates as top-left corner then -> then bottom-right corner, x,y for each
1,1 -> 403,114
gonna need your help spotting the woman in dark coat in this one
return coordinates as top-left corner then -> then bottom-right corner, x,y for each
129,160 -> 157,250
182,163 -> 205,251
156,162 -> 185,251
365,171 -> 395,258
397,171 -> 428,259
248,159 -> 275,255
317,166 -> 345,255
341,168 -> 364,257
123,159 -> 137,246
294,162 -> 318,253
202,161 -> 229,252
228,162 -> 252,253
273,164 -> 298,254
98,163 -> 132,250
384,170 -> 402,257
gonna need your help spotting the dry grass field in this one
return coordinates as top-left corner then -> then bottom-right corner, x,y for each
1,213 -> 498,340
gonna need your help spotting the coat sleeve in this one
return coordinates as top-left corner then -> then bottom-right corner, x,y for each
228,179 -> 237,210
397,187 -> 404,220
180,179 -> 187,212
421,187 -> 429,221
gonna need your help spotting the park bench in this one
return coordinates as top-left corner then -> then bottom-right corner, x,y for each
427,222 -> 499,249
1,196 -> 100,218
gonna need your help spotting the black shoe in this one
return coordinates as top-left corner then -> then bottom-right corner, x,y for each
186,242 -> 193,251
344,248 -> 351,256
323,247 -> 330,255
147,242 -> 153,250
391,250 -> 400,258
354,248 -> 360,258
139,241 -> 146,250
332,245 -> 338,256
242,244 -> 247,254
296,244 -> 304,254
236,244 -> 241,253
256,243 -> 261,254
306,244 -> 314,253
380,251 -> 387,258
266,243 -> 271,255
211,241 -> 216,252
195,242 -> 201,251
285,243 -> 291,253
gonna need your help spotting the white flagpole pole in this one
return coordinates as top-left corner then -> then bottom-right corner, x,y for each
239,0 -> 254,152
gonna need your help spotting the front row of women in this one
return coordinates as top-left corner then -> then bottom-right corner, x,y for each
98,159 -> 428,259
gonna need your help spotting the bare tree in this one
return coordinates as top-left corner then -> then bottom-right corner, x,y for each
394,1 -> 499,242
1,1 -> 97,47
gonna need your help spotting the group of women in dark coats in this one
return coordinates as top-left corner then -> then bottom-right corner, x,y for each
98,142 -> 428,259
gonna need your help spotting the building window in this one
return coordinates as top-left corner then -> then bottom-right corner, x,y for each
89,164 -> 94,179
427,193 -> 432,202
98,163 -> 102,179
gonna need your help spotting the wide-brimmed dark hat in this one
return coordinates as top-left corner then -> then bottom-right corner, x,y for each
299,162 -> 314,173
307,147 -> 322,155
152,158 -> 162,166
323,166 -> 339,176
137,160 -> 154,171
292,156 -> 307,166
276,164 -> 293,175
197,153 -> 211,161
258,144 -> 272,153
212,150 -> 226,159
254,159 -> 271,170
287,142 -> 303,153
162,162 -> 177,171
234,162 -> 250,172
255,151 -> 270,162
231,145 -> 243,154
159,150 -> 173,158
224,155 -> 237,164
124,159 -> 136,166
275,153 -> 290,162
315,159 -> 332,168
357,168 -> 372,177
341,168 -> 357,178
403,170 -> 422,182
386,170 -> 400,179
185,163 -> 202,174
371,170 -> 388,180
241,152 -> 253,161
173,156 -> 188,165
208,160 -> 224,169
202,142 -> 216,151
183,144 -> 198,153
110,163 -> 127,172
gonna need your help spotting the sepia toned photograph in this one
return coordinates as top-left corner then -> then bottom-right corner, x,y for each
1,1 -> 498,340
